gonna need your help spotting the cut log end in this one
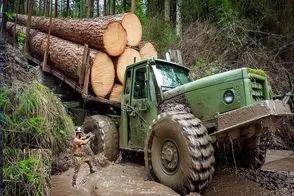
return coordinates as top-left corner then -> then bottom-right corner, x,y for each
116,47 -> 142,84
109,84 -> 123,102
139,42 -> 158,60
122,13 -> 142,46
91,52 -> 115,97
103,22 -> 127,57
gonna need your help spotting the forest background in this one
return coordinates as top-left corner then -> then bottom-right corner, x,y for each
3,0 -> 294,94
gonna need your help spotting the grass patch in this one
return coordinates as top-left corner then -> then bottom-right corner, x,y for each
1,81 -> 74,153
3,149 -> 51,196
1,81 -> 74,195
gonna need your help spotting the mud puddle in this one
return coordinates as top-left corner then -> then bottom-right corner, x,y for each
203,170 -> 273,196
262,150 -> 294,172
51,150 -> 294,196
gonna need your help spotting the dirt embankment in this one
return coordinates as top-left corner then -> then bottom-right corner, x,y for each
3,43 -> 39,84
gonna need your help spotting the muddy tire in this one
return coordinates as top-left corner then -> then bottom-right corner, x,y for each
82,115 -> 119,161
144,111 -> 215,194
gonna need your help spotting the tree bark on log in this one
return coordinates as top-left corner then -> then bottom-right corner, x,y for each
116,47 -> 141,84
139,42 -> 158,60
15,14 -> 127,56
93,13 -> 142,47
7,22 -> 115,97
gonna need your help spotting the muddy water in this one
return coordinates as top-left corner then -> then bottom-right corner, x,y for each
203,170 -> 273,196
262,150 -> 294,172
51,150 -> 294,196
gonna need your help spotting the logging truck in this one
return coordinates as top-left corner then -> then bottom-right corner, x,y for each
79,58 -> 293,195
8,12 -> 293,195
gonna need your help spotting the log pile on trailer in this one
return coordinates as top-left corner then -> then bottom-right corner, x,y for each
8,13 -> 158,103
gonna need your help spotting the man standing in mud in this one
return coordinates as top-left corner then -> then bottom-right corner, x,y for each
72,127 -> 96,187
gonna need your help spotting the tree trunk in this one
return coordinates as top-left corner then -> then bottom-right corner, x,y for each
164,0 -> 170,21
39,0 -> 42,15
139,42 -> 158,60
24,0 -> 33,54
96,0 -> 99,16
46,0 -> 50,16
85,0 -> 91,18
13,0 -> 20,45
123,0 -> 126,12
90,0 -> 94,17
104,0 -> 107,16
93,13 -> 142,46
54,0 -> 58,17
2,0 -> 8,39
112,0 -> 115,15
43,0 -> 52,72
107,0 -> 111,15
7,22 -> 115,98
131,0 -> 135,13
66,0 -> 70,17
109,84 -> 122,102
24,0 -> 27,14
43,0 -> 46,15
116,47 -> 141,84
15,14 -> 127,56
176,0 -> 182,38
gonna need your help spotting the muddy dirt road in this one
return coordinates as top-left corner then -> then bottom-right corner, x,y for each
51,150 -> 294,196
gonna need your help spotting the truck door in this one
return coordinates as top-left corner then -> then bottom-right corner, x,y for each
129,66 -> 148,149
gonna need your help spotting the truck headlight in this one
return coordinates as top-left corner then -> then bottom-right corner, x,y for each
223,90 -> 234,104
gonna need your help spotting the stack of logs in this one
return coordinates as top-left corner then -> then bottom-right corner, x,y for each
7,13 -> 158,102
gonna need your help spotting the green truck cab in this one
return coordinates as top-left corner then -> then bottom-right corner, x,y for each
83,58 -> 293,195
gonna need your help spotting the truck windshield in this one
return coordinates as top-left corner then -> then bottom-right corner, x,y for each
152,63 -> 191,92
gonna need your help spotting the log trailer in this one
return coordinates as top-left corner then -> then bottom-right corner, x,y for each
39,56 -> 293,194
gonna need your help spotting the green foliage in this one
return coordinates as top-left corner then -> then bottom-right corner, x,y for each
3,149 -> 51,196
2,81 -> 74,195
192,57 -> 222,78
1,81 -> 75,153
194,57 -> 207,68
143,17 -> 179,54
17,32 -> 26,52
4,11 -> 14,21
216,8 -> 238,24
136,0 -> 146,24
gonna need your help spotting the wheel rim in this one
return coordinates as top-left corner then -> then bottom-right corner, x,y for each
161,139 -> 179,174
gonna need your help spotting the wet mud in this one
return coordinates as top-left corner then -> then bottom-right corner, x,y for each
203,170 -> 273,196
52,162 -> 178,196
52,150 -> 294,196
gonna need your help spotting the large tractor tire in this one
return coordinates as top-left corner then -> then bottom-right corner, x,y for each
144,111 -> 215,195
82,115 -> 119,162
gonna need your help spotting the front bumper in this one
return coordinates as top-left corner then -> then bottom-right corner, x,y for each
211,100 -> 293,137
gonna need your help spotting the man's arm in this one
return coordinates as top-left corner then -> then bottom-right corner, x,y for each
74,137 -> 91,145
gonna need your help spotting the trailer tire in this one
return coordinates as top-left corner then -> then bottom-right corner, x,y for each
82,115 -> 119,162
144,111 -> 215,195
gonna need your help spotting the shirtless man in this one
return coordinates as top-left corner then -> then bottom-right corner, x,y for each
72,127 -> 96,187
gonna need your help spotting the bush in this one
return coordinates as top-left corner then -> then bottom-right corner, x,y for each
142,17 -> 179,54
